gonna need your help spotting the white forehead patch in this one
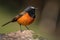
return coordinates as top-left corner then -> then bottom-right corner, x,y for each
31,7 -> 35,9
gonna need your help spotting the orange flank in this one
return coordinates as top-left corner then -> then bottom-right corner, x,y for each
17,13 -> 34,26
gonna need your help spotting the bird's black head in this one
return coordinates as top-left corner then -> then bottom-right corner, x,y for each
24,6 -> 36,18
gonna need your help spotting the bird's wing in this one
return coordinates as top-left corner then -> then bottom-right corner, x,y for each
11,11 -> 26,22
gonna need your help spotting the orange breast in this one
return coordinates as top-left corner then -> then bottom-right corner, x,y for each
17,13 -> 34,26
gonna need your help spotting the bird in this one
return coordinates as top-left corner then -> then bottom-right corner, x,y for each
1,6 -> 36,31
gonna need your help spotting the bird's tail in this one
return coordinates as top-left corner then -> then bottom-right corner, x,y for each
1,17 -> 17,27
1,21 -> 12,27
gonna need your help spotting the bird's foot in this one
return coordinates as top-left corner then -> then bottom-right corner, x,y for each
20,30 -> 23,32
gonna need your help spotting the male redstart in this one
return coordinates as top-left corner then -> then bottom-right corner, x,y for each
1,6 -> 36,31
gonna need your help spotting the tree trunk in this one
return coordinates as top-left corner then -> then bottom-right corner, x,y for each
39,1 -> 59,34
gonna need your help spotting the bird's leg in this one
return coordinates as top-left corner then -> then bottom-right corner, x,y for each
20,24 -> 22,32
25,26 -> 29,30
